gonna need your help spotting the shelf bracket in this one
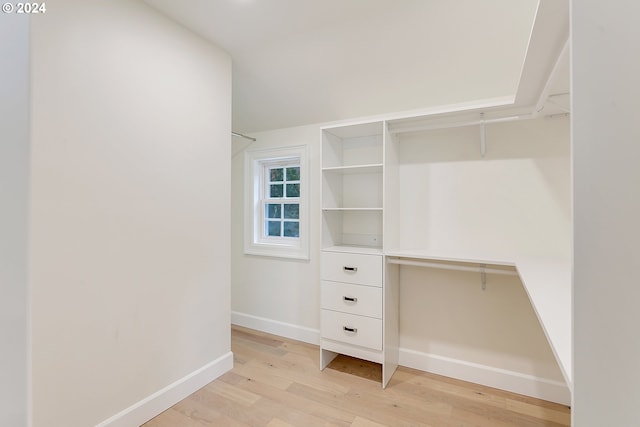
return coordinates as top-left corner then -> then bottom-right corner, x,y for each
480,264 -> 487,290
480,113 -> 486,158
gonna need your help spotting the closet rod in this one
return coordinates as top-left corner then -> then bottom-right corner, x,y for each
389,113 -> 535,135
387,258 -> 518,276
232,132 -> 257,142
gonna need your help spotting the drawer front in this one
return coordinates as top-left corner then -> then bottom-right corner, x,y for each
321,310 -> 382,350
321,281 -> 382,318
321,252 -> 382,286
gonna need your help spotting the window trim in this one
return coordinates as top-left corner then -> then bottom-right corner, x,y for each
244,145 -> 309,260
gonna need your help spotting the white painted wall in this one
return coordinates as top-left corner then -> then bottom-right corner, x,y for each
231,125 -> 321,342
573,2 -> 640,425
29,1 -> 231,426
231,117 -> 569,399
395,117 -> 571,259
0,14 -> 29,427
399,268 -> 563,378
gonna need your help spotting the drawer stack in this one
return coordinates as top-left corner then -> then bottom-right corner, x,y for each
320,251 -> 383,354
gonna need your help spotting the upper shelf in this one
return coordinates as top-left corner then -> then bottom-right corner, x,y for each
322,121 -> 383,169
384,0 -> 570,137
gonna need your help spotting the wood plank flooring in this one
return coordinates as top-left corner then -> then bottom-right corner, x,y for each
144,326 -> 571,427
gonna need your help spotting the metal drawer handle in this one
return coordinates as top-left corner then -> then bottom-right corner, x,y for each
343,296 -> 358,303
343,266 -> 358,272
343,326 -> 357,334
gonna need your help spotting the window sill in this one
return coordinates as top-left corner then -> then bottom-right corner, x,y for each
244,243 -> 309,260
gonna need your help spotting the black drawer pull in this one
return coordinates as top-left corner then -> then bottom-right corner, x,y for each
343,326 -> 358,333
343,266 -> 358,272
343,296 -> 358,303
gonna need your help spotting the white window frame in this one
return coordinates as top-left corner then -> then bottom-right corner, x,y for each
244,145 -> 309,259
261,158 -> 300,241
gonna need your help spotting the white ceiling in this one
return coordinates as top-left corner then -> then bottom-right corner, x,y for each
144,0 -> 566,133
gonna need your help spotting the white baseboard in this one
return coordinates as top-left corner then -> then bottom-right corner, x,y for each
228,312 -> 570,405
95,351 -> 234,427
399,348 -> 571,405
231,311 -> 320,345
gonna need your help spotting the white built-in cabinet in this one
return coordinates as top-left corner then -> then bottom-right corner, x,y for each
321,122 -> 384,250
319,112 -> 572,391
319,121 -> 399,387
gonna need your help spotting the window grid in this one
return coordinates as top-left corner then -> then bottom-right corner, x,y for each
263,163 -> 300,239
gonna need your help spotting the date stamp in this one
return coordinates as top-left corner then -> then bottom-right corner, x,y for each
2,2 -> 46,13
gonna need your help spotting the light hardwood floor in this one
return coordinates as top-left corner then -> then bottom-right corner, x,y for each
144,326 -> 571,427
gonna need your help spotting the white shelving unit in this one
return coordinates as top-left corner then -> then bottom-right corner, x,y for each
319,121 -> 397,387
316,8 -> 572,397
382,112 -> 572,387
318,110 -> 572,394
321,122 -> 384,251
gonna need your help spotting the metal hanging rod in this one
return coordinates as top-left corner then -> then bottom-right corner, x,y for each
388,113 -> 536,135
232,132 -> 256,142
386,258 -> 518,276
387,257 -> 518,291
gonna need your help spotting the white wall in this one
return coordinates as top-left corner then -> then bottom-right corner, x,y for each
231,125 -> 321,342
231,117 -> 569,400
573,2 -> 640,425
0,14 -> 29,427
399,268 -> 563,381
29,1 -> 231,426
395,118 -> 571,258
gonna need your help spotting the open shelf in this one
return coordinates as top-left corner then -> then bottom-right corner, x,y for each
322,122 -> 383,169
322,245 -> 383,255
322,209 -> 382,249
322,164 -> 383,174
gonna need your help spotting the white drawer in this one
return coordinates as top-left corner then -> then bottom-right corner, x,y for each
321,251 -> 382,286
321,281 -> 382,318
321,310 -> 382,350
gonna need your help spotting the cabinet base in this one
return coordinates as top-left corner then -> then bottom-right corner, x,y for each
320,339 -> 396,388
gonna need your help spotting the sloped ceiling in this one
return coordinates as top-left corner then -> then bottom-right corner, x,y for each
144,0 -> 546,133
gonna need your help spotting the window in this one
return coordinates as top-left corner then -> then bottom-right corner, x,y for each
263,161 -> 300,238
245,145 -> 309,259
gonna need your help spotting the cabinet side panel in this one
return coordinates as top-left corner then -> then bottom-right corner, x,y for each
383,261 -> 400,387
384,126 -> 401,250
